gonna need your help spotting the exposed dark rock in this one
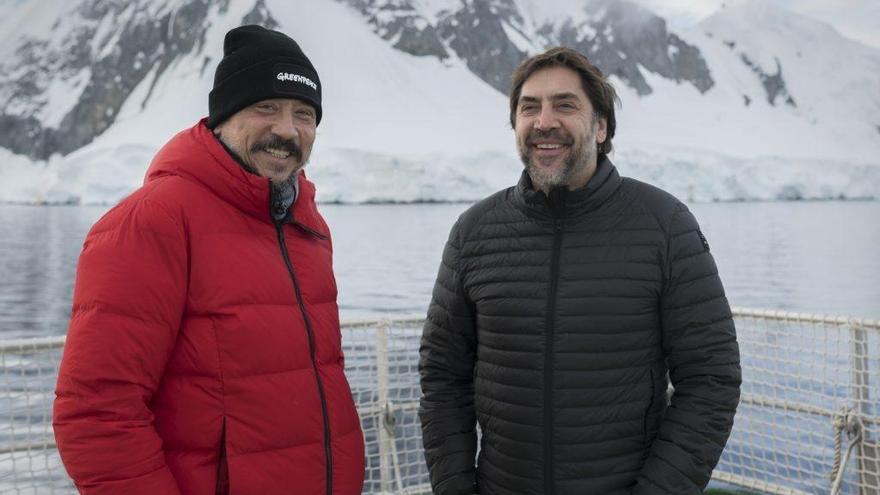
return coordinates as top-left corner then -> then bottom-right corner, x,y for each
242,0 -> 280,30
541,0 -> 714,96
551,18 -> 652,95
0,115 -> 60,161
743,94 -> 751,106
0,0 -> 729,160
437,0 -> 527,94
777,185 -> 803,200
0,0 -> 228,160
739,54 -> 796,107
336,0 -> 447,59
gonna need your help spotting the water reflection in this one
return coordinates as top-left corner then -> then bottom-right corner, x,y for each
691,201 -> 880,319
0,206 -> 105,338
0,200 -> 877,339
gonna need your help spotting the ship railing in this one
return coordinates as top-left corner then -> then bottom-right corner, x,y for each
0,310 -> 878,494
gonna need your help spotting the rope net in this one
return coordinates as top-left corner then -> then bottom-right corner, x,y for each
343,317 -> 429,494
713,311 -> 880,495
0,339 -> 69,494
0,312 -> 877,494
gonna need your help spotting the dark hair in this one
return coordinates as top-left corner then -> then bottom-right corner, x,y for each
509,46 -> 619,155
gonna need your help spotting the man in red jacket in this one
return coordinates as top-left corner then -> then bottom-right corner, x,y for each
53,25 -> 365,495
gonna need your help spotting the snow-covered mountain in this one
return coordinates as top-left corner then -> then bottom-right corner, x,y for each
1,0 -> 879,204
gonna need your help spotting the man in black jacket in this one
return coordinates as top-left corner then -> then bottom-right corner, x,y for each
419,47 -> 741,494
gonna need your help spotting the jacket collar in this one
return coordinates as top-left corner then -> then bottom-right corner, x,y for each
515,155 -> 622,219
144,119 -> 330,237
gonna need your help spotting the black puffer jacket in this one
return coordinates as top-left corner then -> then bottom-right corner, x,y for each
419,159 -> 741,494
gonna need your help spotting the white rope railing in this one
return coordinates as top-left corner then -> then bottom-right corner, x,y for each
0,310 -> 877,494
830,408 -> 865,495
716,309 -> 880,495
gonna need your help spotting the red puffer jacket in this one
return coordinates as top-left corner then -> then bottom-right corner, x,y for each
53,120 -> 365,494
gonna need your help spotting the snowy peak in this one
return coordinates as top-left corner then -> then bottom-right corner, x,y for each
0,0 -> 879,207
535,0 -> 713,95
703,0 -> 840,43
338,0 -> 714,95
0,0 -> 223,160
699,0 -> 806,108
339,0 -> 533,93
437,0 -> 530,93
697,0 -> 880,124
337,0 -> 448,58
8,0 -> 845,162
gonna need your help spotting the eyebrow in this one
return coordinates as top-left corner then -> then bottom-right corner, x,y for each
518,93 -> 581,105
551,92 -> 580,102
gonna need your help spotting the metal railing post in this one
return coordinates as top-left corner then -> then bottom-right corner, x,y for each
376,319 -> 393,494
852,322 -> 880,494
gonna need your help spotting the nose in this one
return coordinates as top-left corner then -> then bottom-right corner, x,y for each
534,105 -> 559,130
270,107 -> 300,141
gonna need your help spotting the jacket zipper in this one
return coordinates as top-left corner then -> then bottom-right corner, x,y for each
274,220 -> 334,495
216,417 -> 228,495
544,217 -> 564,495
643,369 -> 656,447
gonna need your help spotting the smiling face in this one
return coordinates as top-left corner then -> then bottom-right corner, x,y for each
213,98 -> 317,182
514,66 -> 607,194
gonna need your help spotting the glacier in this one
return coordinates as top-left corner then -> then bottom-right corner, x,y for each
0,0 -> 878,204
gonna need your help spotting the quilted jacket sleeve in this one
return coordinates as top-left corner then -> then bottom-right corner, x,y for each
634,204 -> 742,494
419,219 -> 478,495
53,198 -> 187,495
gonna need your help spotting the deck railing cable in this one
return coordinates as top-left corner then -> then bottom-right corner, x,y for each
0,310 -> 878,494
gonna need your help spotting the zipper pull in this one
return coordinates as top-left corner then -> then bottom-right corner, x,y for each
272,202 -> 286,218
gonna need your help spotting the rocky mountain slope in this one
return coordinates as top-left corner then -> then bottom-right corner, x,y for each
1,0 -> 878,203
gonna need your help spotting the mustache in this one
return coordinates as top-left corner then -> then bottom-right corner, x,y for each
251,135 -> 303,161
524,128 -> 572,146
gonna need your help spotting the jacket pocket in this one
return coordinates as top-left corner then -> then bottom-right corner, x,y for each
642,369 -> 656,447
216,418 -> 229,495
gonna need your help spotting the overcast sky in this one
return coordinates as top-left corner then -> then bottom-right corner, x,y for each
632,0 -> 880,49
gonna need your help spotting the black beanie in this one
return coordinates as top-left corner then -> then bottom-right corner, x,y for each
207,25 -> 322,128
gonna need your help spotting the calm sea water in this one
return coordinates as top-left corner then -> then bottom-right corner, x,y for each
0,200 -> 878,339
0,200 -> 878,492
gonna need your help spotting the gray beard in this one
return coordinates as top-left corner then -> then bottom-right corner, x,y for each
520,122 -> 598,192
522,144 -> 592,191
